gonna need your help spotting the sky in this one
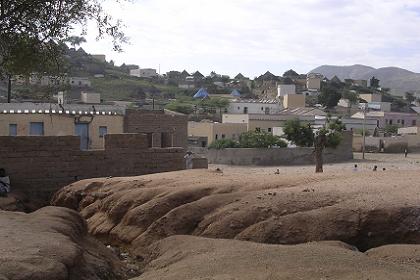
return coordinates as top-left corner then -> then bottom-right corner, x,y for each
77,0 -> 420,78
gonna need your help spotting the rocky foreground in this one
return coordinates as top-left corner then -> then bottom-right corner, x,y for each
0,207 -> 128,280
135,236 -> 420,280
48,168 -> 420,278
52,169 -> 420,252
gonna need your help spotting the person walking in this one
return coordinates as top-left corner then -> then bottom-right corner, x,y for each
404,148 -> 408,158
184,151 -> 194,169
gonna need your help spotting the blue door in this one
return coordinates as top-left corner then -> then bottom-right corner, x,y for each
75,123 -> 89,150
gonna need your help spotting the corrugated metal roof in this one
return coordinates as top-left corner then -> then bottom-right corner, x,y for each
0,103 -> 126,116
278,107 -> 327,116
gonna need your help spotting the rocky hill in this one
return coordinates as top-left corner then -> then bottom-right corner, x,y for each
310,64 -> 420,95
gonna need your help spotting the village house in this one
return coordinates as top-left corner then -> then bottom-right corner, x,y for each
0,103 -> 188,150
130,68 -> 158,78
188,121 -> 247,146
351,111 -> 419,128
226,99 -> 283,115
306,73 -> 323,91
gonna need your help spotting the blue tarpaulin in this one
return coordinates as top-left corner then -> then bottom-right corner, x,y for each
193,88 -> 209,99
231,89 -> 241,97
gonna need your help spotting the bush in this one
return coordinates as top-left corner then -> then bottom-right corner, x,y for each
239,131 -> 287,148
165,101 -> 193,114
209,139 -> 239,149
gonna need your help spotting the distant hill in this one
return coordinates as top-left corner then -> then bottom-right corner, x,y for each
310,64 -> 420,95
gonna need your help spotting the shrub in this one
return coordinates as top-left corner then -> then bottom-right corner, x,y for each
209,139 -> 239,149
239,131 -> 287,148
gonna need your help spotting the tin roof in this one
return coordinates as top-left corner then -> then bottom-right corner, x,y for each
0,103 -> 126,116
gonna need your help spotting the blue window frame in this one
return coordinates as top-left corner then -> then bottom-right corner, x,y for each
29,122 -> 44,136
9,124 -> 17,136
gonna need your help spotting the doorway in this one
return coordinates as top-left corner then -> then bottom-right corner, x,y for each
75,123 -> 89,150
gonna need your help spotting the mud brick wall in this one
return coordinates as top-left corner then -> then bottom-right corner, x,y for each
124,109 -> 188,148
0,134 -> 185,205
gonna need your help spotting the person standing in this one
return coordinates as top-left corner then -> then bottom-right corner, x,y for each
404,148 -> 408,158
0,169 -> 11,197
184,151 -> 194,169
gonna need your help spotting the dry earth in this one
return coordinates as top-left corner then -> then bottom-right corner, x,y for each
135,235 -> 420,280
50,153 -> 420,279
0,206 -> 128,280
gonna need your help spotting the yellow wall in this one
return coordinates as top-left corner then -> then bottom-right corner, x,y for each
283,94 -> 306,109
0,114 -> 123,149
188,121 -> 247,144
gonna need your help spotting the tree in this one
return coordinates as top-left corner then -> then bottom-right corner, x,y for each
370,76 -> 380,89
318,84 -> 342,109
405,92 -> 415,103
283,118 -> 345,173
1,0 -> 127,100
239,131 -> 287,148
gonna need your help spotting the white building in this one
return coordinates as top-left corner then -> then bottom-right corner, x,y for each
69,77 -> 91,88
277,84 -> 296,97
226,99 -> 283,115
130,68 -> 158,78
81,92 -> 101,104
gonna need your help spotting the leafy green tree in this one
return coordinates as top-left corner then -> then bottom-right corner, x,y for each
165,101 -> 193,115
384,125 -> 399,135
209,139 -> 239,149
318,84 -> 342,109
239,131 -> 287,148
1,0 -> 127,101
283,118 -> 345,173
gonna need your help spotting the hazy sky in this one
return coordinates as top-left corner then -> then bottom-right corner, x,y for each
79,0 -> 420,77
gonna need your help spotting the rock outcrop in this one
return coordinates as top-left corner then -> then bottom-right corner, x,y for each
134,235 -> 420,279
0,206 -> 127,280
52,169 -> 420,252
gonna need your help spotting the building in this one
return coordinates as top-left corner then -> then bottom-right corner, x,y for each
351,111 -> 419,128
91,54 -> 106,63
283,94 -> 305,109
226,99 -> 283,115
69,77 -> 91,88
130,68 -> 158,78
223,108 -> 326,133
0,103 -> 125,150
277,84 -> 296,97
398,126 -> 420,135
81,92 -> 101,104
306,73 -> 323,91
359,93 -> 382,103
188,121 -> 247,146
0,104 -> 188,150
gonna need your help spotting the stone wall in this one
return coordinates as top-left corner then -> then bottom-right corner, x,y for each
208,132 -> 353,166
0,134 -> 184,205
124,109 -> 188,148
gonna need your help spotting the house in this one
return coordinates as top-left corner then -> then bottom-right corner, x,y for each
226,99 -> 283,115
188,121 -> 247,146
69,77 -> 91,88
80,92 -> 101,104
277,84 -> 296,97
91,54 -> 106,63
306,73 -> 323,91
351,111 -> 419,128
283,94 -> 305,109
0,104 -> 188,150
130,68 -> 158,78
359,93 -> 382,103
223,108 -> 326,133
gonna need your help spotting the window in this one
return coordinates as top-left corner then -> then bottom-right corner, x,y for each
268,128 -> 272,133
255,128 -> 261,132
9,124 -> 17,136
261,107 -> 264,111
397,119 -> 400,124
222,134 -> 226,139
413,120 -> 417,126
215,134 -> 218,140
389,120 -> 393,125
243,107 -> 248,114
99,126 -> 108,138
402,120 -> 405,126
29,122 -> 44,136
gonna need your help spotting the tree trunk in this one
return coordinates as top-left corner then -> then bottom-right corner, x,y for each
314,145 -> 324,173
314,134 -> 326,173
7,75 -> 11,103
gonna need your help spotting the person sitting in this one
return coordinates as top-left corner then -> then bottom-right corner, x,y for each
0,168 -> 11,197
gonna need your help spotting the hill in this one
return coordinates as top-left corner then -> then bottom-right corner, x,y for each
310,64 -> 420,95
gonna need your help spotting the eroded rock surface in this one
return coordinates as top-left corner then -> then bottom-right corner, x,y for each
0,206 -> 126,280
52,169 -> 420,252
134,235 -> 420,280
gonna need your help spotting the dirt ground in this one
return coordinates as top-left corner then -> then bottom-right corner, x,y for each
51,152 -> 420,279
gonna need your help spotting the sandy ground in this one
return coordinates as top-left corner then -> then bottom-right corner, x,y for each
209,152 -> 420,175
51,152 -> 420,279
